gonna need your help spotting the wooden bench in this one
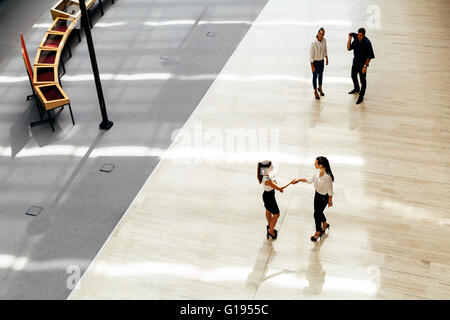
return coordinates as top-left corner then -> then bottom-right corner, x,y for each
21,33 -> 73,132
21,0 -> 115,132
29,15 -> 78,131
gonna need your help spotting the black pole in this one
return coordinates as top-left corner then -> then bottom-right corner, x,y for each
79,0 -> 113,130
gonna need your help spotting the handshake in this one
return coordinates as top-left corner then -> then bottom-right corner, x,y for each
278,178 -> 304,193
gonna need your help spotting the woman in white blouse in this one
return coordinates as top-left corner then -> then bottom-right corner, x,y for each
293,156 -> 334,241
257,160 -> 295,239
310,28 -> 328,100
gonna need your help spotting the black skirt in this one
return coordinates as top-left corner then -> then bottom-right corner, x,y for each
262,189 -> 280,215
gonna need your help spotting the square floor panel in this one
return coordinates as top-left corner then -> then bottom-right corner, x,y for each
25,206 -> 43,217
100,164 -> 115,173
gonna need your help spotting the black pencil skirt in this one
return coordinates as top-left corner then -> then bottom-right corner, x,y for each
262,189 -> 280,215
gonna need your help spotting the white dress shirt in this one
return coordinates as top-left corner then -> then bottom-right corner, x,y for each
310,38 -> 328,62
307,170 -> 334,196
263,175 -> 277,191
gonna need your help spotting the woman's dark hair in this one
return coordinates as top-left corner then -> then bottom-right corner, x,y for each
316,156 -> 334,182
316,27 -> 325,39
257,160 -> 272,184
358,27 -> 366,35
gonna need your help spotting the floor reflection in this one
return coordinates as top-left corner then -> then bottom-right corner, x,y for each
245,239 -> 276,293
246,233 -> 329,297
302,233 -> 328,296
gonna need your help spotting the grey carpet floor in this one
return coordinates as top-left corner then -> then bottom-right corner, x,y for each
0,0 -> 268,299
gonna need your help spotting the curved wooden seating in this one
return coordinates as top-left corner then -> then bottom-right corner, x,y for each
21,0 -> 115,132
28,15 -> 78,131
41,17 -> 76,48
21,32 -> 74,132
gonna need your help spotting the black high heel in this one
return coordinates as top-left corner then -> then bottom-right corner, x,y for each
321,223 -> 330,234
267,231 -> 278,240
310,233 -> 321,242
266,225 -> 278,234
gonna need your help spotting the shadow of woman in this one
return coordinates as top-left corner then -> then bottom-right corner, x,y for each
263,234 -> 329,297
255,233 -> 329,296
302,233 -> 328,296
310,99 -> 324,129
245,239 -> 276,293
245,233 -> 329,297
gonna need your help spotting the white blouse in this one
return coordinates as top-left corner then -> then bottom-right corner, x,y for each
307,170 -> 334,196
262,175 -> 277,192
310,38 -> 328,62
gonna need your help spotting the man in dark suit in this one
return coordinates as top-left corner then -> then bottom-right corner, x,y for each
347,28 -> 375,104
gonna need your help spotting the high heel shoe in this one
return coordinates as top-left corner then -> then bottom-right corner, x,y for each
321,223 -> 330,234
266,225 -> 278,234
314,91 -> 320,100
267,231 -> 278,240
310,233 -> 321,242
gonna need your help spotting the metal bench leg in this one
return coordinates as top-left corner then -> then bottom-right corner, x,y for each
48,110 -> 55,132
68,103 -> 75,125
99,0 -> 104,16
37,97 -> 44,120
88,10 -> 93,29
77,29 -> 81,43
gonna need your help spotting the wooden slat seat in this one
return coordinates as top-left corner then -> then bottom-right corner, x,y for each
33,83 -> 74,132
34,46 -> 69,77
49,16 -> 76,33
40,32 -> 64,48
33,65 -> 59,85
35,83 -> 69,110
35,48 -> 58,65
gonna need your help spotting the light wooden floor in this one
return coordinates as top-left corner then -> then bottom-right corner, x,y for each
69,0 -> 450,299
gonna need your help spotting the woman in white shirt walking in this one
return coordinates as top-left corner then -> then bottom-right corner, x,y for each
294,156 -> 334,241
310,28 -> 328,100
257,160 -> 294,240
